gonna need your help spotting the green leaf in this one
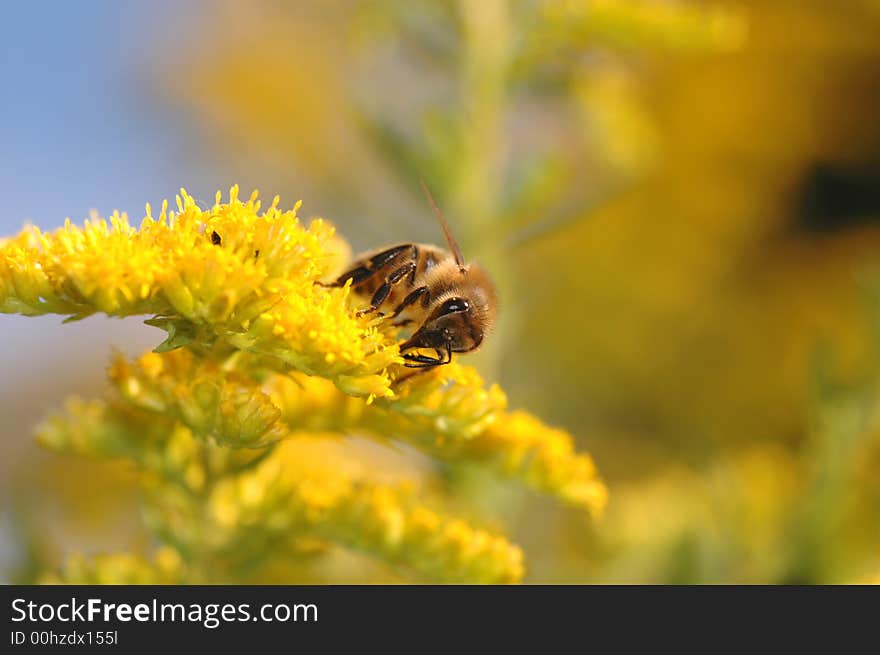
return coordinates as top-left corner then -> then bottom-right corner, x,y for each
146,317 -> 197,353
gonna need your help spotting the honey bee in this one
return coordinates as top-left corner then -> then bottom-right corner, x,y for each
328,183 -> 498,368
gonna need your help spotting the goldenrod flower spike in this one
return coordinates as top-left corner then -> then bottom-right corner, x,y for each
109,351 -> 287,449
35,398 -> 214,493
38,399 -> 524,583
102,349 -> 607,514
270,363 -> 608,515
0,186 -> 398,397
9,188 -> 606,582
472,411 -> 608,514
210,439 -> 525,584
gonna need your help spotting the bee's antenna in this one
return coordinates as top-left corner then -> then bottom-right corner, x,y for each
420,180 -> 466,272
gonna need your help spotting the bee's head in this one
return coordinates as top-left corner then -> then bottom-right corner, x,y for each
401,297 -> 484,354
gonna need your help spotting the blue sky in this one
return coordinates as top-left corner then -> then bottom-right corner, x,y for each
0,2 -> 219,419
0,1 -> 200,232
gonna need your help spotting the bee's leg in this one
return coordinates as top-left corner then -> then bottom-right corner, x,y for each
402,347 -> 450,368
391,286 -> 429,320
395,344 -> 450,381
356,262 -> 417,317
316,265 -> 373,288
323,244 -> 413,288
402,353 -> 442,368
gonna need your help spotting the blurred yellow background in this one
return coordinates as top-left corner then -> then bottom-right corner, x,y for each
3,0 -> 880,583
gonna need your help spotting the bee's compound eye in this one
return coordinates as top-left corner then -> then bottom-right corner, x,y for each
438,298 -> 470,316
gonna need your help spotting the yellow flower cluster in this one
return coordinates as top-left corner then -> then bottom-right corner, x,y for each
0,186 -> 396,396
7,187 -> 606,583
271,363 -> 607,514
38,401 -> 524,583
211,438 -> 524,583
107,348 -> 607,514
108,351 -> 287,449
